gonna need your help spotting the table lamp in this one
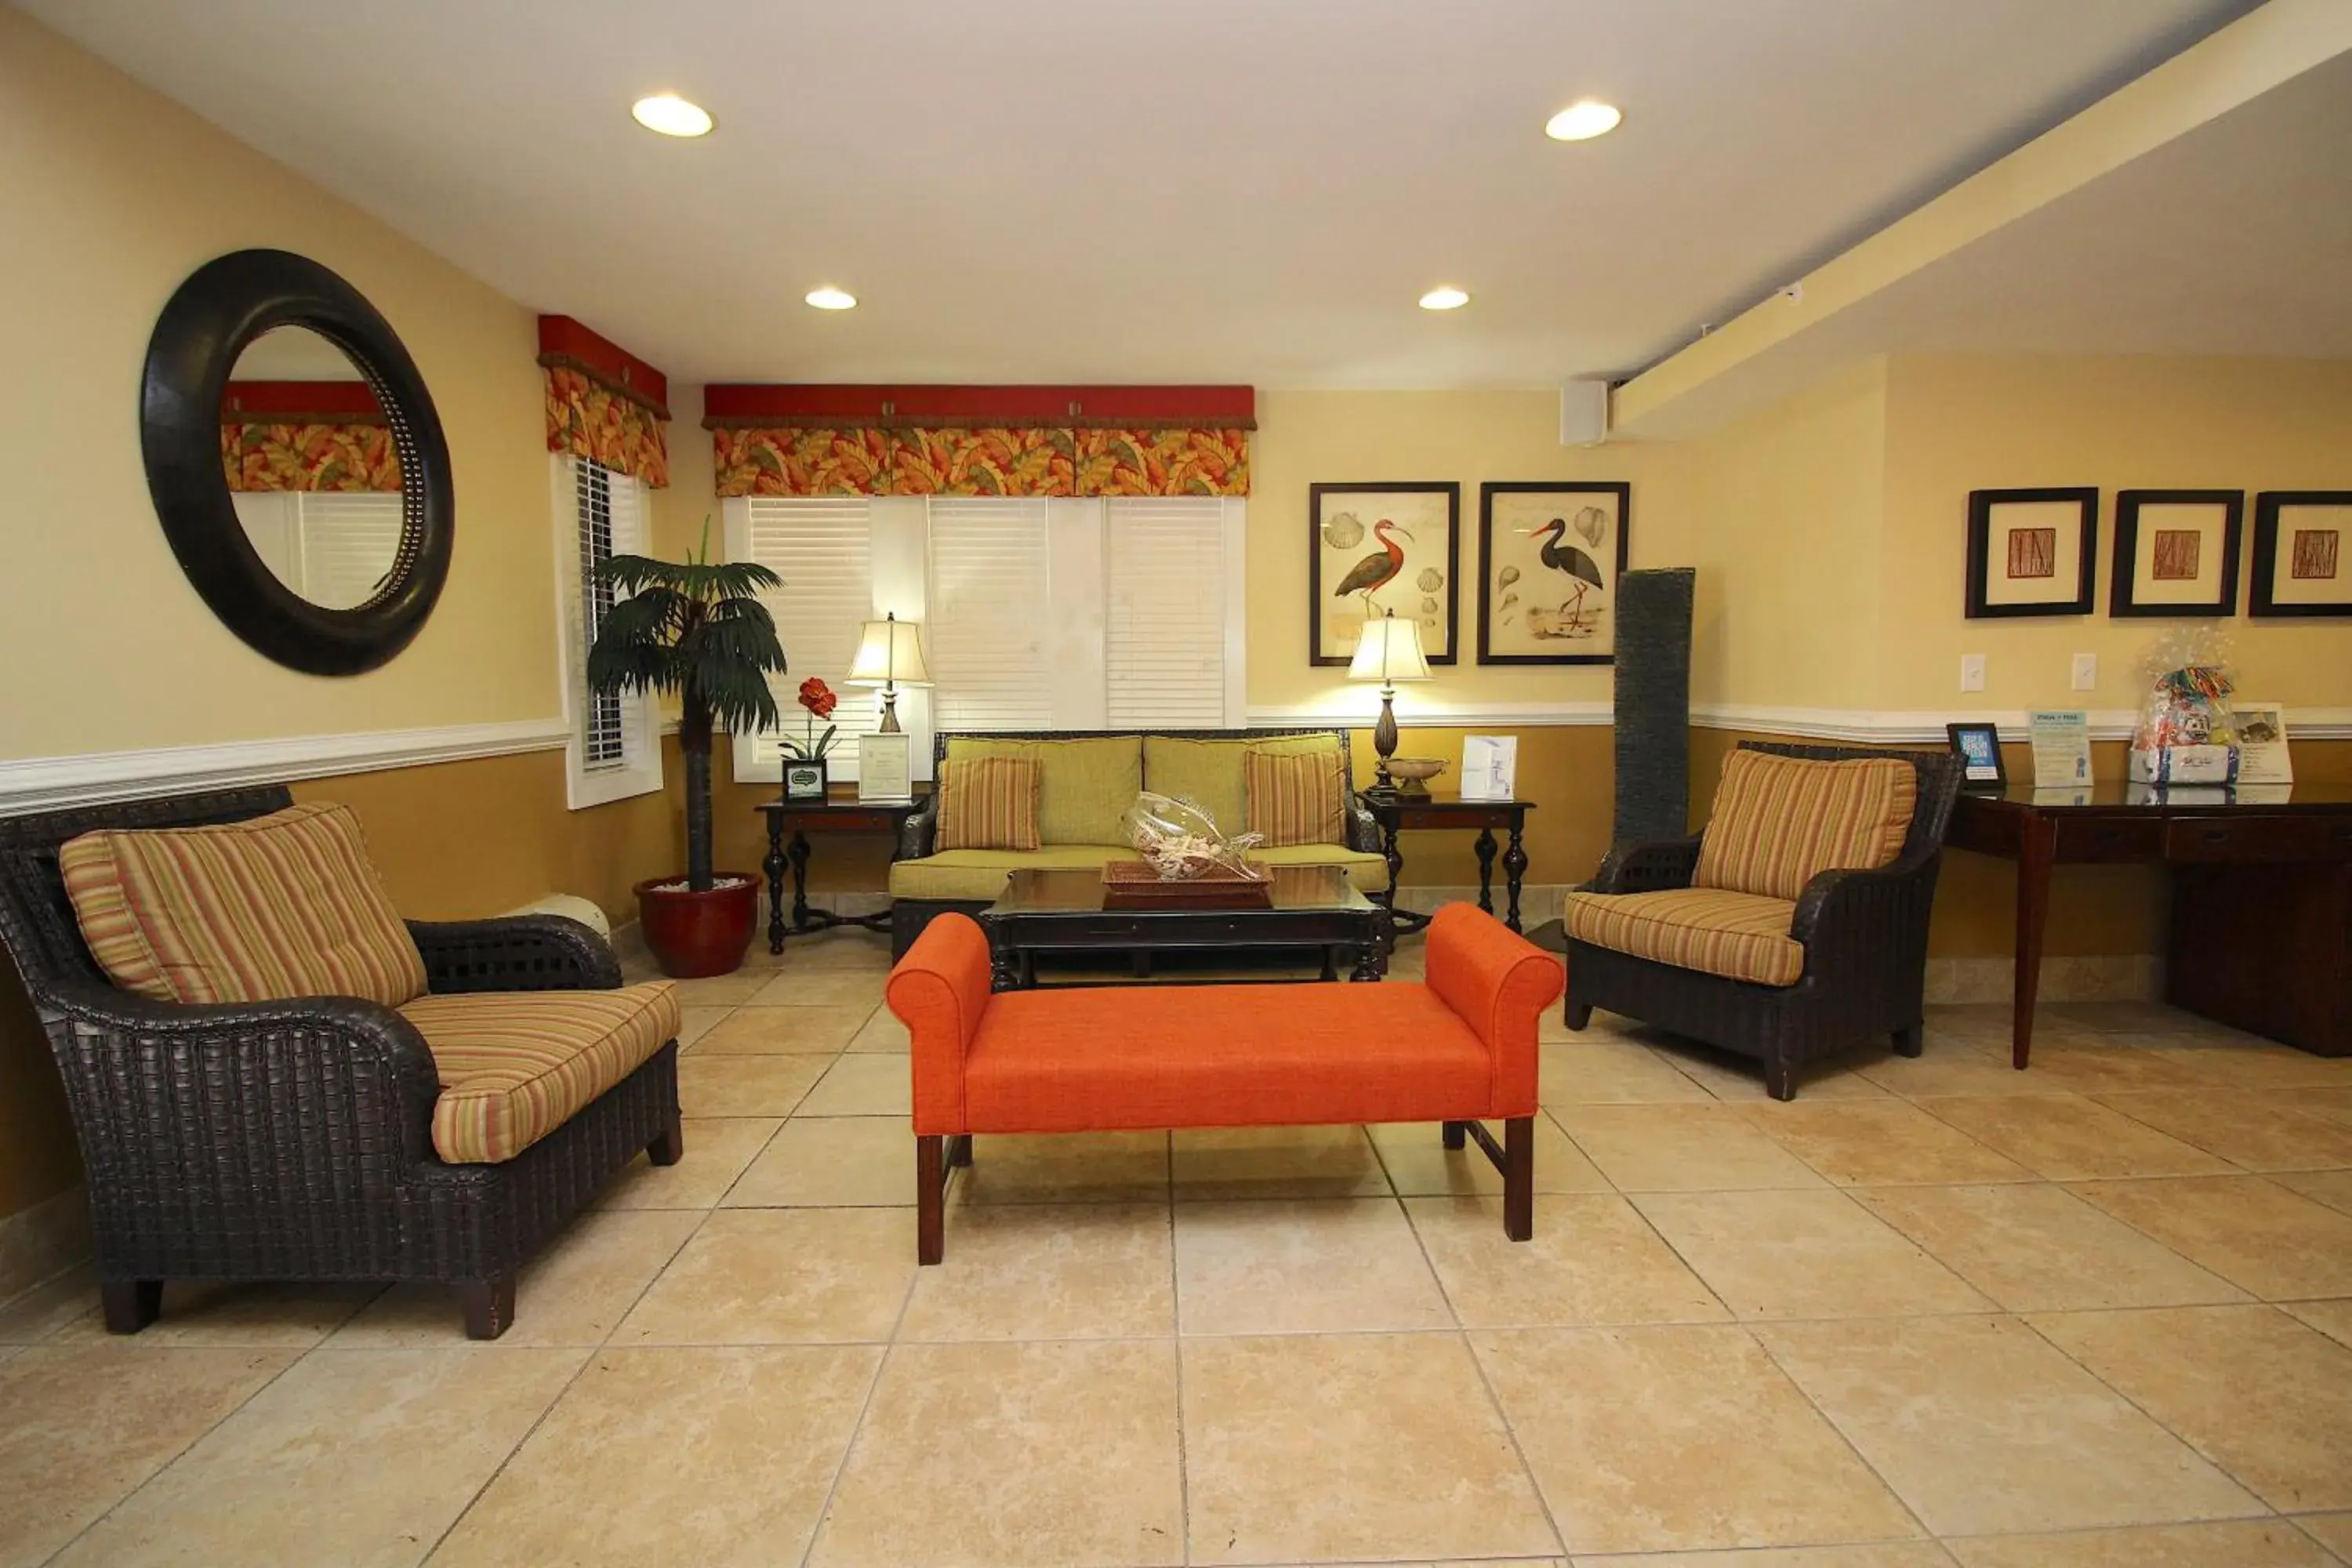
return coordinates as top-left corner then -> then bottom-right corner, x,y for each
845,612 -> 932,733
1347,608 -> 1431,793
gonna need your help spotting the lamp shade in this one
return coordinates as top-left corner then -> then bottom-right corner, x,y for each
1346,612 -> 1431,684
845,615 -> 932,688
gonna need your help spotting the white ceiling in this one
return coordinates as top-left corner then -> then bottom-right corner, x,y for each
23,0 -> 2258,388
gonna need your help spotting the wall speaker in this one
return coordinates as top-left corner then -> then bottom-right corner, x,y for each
1559,378 -> 1611,446
1613,568 -> 1696,847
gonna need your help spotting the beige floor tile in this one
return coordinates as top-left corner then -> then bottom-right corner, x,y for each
1852,1184 -> 2247,1312
1541,1040 -> 1715,1104
746,970 -> 887,1007
51,1345 -> 584,1568
766,932 -> 893,970
1745,1099 -> 2034,1186
1755,1315 -> 2261,1535
334,1207 -> 702,1347
846,1005 -> 909,1052
2046,1001 -> 2233,1037
794,1052 -> 913,1117
2298,1513 -> 2352,1559
0,1342 -> 294,1568
2161,1042 -> 2352,1090
1185,1331 -> 1556,1563
430,1345 -> 879,1568
1172,1124 -> 1393,1199
1643,1038 -> 1895,1101
811,1338 -> 1183,1568
2092,1091 -> 2352,1172
597,1116 -> 782,1209
2276,1168 -> 2352,1217
2294,1087 -> 2352,1129
1406,1195 -> 1727,1328
950,1131 -> 1171,1204
2065,1176 -> 2352,1300
1368,1113 -> 1610,1196
1174,1197 -> 1451,1335
1861,1049 -> 2074,1098
724,1115 -> 912,1207
900,1203 -> 1173,1340
674,1004 -> 731,1047
615,1208 -> 912,1345
1633,1189 -> 1992,1320
1577,1544 -> 1956,1567
1947,1519 -> 2336,1566
664,971 -> 776,1006
2009,1041 -> 2223,1095
2031,1305 -> 2352,1512
45,1280 -> 382,1348
689,1004 -> 869,1054
1475,1323 -> 1919,1555
677,1051 -> 829,1116
1554,1102 -> 1830,1192
1918,1096 -> 2233,1181
2282,1298 -> 2352,1349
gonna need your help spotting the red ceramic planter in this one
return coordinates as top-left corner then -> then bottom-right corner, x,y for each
634,873 -> 759,978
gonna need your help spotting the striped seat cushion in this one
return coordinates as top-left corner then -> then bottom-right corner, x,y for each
935,756 -> 1043,851
1564,887 -> 1806,987
1243,748 -> 1349,847
1693,750 -> 1918,902
59,801 -> 427,1007
401,982 -> 681,1163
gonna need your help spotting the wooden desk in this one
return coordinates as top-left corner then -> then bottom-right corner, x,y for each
1945,782 -> 2352,1068
1359,791 -> 1534,934
754,797 -> 924,954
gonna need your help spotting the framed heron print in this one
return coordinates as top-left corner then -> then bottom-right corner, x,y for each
1477,481 -> 1632,664
1309,481 -> 1460,666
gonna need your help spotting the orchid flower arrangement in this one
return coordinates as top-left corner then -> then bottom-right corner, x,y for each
780,677 -> 840,761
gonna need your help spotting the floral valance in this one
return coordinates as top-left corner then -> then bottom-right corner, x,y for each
220,423 -> 401,492
538,316 -> 671,488
712,426 -> 1250,498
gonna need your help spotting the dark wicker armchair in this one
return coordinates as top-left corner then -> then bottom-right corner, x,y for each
1564,742 -> 1961,1099
0,786 -> 681,1339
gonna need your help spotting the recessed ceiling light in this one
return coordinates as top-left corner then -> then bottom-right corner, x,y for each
804,286 -> 858,311
1544,100 -> 1621,141
1418,286 -> 1470,311
631,93 -> 713,137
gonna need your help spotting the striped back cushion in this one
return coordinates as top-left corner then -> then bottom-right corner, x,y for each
58,802 -> 427,1007
1243,748 -> 1349,848
1693,750 -> 1918,902
935,756 -> 1042,851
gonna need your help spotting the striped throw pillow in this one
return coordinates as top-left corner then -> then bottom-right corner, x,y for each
1693,750 -> 1918,902
58,801 -> 428,1007
935,756 -> 1042,851
1243,747 -> 1349,848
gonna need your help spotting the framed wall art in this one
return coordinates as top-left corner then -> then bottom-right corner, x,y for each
1308,481 -> 1459,666
1965,487 -> 2097,618
1477,481 -> 1631,665
2111,489 -> 2243,616
2249,490 -> 2352,617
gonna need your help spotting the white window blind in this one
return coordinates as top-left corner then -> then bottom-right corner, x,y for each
1105,498 -> 1229,728
552,454 -> 660,809
928,498 -> 1052,730
739,497 -> 882,771
229,490 -> 405,610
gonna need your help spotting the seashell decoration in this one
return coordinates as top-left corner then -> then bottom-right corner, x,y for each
1498,565 -> 1520,589
1421,596 -> 1438,613
1501,590 -> 1520,610
1322,512 -> 1365,550
1574,506 -> 1607,549
1416,567 -> 1444,592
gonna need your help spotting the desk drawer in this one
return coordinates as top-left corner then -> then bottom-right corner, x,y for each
2053,817 -> 2161,862
2165,817 -> 2329,862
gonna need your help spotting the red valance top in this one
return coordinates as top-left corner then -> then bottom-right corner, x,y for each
222,380 -> 384,424
702,383 -> 1255,431
536,314 -> 670,418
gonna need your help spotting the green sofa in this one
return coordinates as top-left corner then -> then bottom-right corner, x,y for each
887,727 -> 1390,956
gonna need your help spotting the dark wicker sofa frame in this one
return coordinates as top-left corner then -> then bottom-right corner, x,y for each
1564,742 -> 1962,1101
889,727 -> 1386,958
0,786 -> 681,1340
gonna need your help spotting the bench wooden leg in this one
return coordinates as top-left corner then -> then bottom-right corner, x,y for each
946,1134 -> 973,1169
1440,1120 -> 1467,1150
100,1279 -> 162,1334
1503,1116 -> 1534,1242
459,1275 -> 515,1341
917,1135 -> 946,1265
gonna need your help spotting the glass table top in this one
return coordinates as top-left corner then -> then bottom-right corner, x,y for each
989,863 -> 1374,916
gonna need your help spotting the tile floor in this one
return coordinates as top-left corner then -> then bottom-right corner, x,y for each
4,928 -> 2352,1566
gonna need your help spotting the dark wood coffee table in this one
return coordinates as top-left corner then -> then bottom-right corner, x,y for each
978,864 -> 1388,991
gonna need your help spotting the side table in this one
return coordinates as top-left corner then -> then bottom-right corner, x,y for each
1359,791 -> 1535,934
756,798 -> 924,954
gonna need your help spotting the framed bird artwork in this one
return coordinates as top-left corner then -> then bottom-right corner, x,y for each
1477,481 -> 1632,664
1308,482 -> 1461,666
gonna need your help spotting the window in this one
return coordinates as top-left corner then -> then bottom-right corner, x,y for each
927,498 -> 1054,731
730,496 -> 885,779
1105,498 -> 1233,728
554,455 -> 662,808
229,490 -> 405,609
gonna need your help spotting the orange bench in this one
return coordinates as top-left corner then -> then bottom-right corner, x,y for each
885,903 -> 1563,1262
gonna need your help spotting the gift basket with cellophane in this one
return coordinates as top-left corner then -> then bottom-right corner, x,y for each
2129,628 -> 2240,786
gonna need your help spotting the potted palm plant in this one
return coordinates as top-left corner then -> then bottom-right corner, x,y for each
588,524 -> 786,977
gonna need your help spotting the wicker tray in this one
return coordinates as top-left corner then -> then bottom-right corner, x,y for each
1101,858 -> 1272,909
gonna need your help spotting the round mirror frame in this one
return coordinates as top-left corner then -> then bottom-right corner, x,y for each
141,249 -> 454,676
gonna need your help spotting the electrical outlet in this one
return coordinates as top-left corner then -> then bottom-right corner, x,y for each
1959,654 -> 1986,693
2071,652 -> 2098,691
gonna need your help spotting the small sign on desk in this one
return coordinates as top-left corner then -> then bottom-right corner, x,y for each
1460,735 -> 1519,800
857,732 -> 913,803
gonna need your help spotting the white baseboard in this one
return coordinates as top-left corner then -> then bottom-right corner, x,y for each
0,1185 -> 90,1303
0,718 -> 573,815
